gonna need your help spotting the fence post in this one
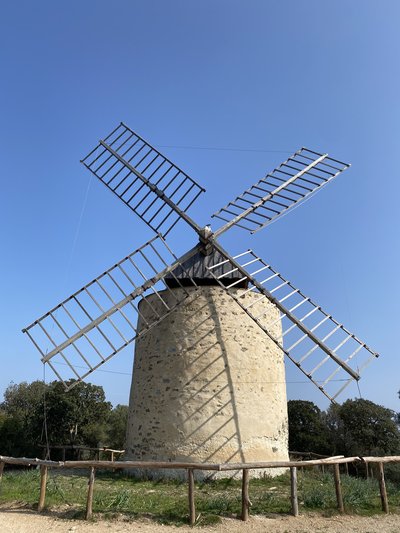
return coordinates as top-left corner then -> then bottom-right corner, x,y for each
188,468 -> 195,526
241,468 -> 250,521
0,461 -> 4,482
110,451 -> 115,473
85,467 -> 96,520
38,465 -> 48,512
333,463 -> 344,513
290,466 -> 299,516
378,462 -> 389,514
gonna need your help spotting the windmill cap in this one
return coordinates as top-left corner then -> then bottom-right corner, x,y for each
165,246 -> 248,288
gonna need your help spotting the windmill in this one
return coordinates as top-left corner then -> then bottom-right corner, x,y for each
23,122 -> 379,477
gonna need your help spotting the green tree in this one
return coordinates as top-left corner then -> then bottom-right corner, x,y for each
2,381 -> 47,419
0,380 -> 112,456
323,402 -> 344,455
32,380 -> 112,448
333,398 -> 400,456
0,381 -> 47,456
106,404 -> 128,449
287,400 -> 331,455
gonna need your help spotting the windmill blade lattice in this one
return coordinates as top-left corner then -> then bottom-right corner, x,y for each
212,148 -> 350,237
81,122 -> 205,237
207,243 -> 378,402
23,236 -> 199,390
23,122 -> 380,406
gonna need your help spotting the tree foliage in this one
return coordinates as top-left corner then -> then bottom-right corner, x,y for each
0,380 -> 126,457
288,398 -> 400,457
34,380 -> 112,448
106,404 -> 129,449
287,400 -> 331,455
331,398 -> 400,456
0,381 -> 47,456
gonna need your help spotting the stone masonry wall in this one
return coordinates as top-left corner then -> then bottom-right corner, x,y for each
125,286 -> 289,478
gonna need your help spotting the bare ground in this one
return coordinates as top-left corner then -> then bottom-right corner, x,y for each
1,505 -> 400,533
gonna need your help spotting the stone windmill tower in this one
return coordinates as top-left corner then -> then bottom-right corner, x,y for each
24,123 -> 379,477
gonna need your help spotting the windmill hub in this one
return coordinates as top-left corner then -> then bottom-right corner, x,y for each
198,225 -> 214,254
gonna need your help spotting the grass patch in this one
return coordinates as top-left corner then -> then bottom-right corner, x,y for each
1,468 -> 400,525
297,469 -> 400,516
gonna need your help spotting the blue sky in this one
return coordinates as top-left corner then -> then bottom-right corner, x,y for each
1,0 -> 399,411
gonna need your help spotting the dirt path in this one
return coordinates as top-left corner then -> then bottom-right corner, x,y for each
1,506 -> 400,533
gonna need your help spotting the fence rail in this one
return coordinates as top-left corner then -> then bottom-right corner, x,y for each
0,454 -> 397,525
38,444 -> 125,462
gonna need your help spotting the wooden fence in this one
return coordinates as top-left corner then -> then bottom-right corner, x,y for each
38,444 -> 125,462
1,454 -> 399,525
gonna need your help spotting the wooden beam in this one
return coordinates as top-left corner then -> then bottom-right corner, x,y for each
219,456 -> 356,470
290,467 -> 299,516
333,464 -> 344,513
0,461 -> 4,482
362,456 -> 400,463
4,453 -> 400,473
241,468 -> 250,521
0,456 -> 221,470
378,462 -> 389,514
188,469 -> 195,526
38,465 -> 48,512
111,450 -> 115,473
85,467 -> 96,520
0,454 -> 362,470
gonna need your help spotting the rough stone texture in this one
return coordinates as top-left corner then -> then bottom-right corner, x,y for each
125,286 -> 289,478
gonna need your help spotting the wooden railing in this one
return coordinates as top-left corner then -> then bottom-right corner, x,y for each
38,444 -> 124,461
1,454 -> 399,525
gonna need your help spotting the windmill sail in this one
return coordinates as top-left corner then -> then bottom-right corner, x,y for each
207,242 -> 379,402
24,121 -> 379,406
23,236 -> 199,390
212,148 -> 350,237
81,122 -> 205,237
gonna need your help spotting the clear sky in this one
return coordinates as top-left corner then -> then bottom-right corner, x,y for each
1,0 -> 399,411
